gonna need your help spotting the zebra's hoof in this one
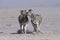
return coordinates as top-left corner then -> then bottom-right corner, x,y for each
17,30 -> 22,34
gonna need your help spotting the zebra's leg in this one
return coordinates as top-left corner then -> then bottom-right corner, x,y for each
23,24 -> 27,34
25,24 -> 27,34
36,24 -> 40,32
33,24 -> 40,32
32,23 -> 37,32
34,24 -> 37,32
31,21 -> 37,32
23,24 -> 26,33
20,24 -> 24,33
36,24 -> 43,34
17,24 -> 23,34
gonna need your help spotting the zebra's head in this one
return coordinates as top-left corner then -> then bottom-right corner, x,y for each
20,10 -> 28,16
27,9 -> 34,16
27,9 -> 35,19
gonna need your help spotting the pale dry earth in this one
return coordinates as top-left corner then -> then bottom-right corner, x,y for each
0,7 -> 60,40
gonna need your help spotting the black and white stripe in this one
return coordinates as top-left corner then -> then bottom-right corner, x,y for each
28,9 -> 42,32
18,10 -> 29,34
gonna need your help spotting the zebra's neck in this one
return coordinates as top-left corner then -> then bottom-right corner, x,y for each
30,13 -> 35,21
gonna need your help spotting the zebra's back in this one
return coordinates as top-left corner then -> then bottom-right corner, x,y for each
32,14 -> 42,24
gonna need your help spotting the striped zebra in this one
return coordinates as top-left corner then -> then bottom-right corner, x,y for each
17,10 -> 29,34
27,9 -> 42,33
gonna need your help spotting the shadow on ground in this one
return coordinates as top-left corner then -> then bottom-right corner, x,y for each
11,30 -> 33,34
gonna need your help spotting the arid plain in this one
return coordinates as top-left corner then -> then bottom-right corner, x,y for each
0,7 -> 60,40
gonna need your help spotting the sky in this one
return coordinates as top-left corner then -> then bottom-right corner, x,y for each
0,0 -> 60,8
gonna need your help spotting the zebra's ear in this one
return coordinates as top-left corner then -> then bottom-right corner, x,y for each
28,9 -> 32,12
20,10 -> 23,14
25,10 -> 26,11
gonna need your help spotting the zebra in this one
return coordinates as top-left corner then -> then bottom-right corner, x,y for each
27,9 -> 42,33
17,10 -> 29,34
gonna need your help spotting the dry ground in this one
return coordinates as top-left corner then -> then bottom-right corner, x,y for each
0,7 -> 60,40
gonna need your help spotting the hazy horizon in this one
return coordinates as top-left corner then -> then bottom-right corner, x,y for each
0,0 -> 60,9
